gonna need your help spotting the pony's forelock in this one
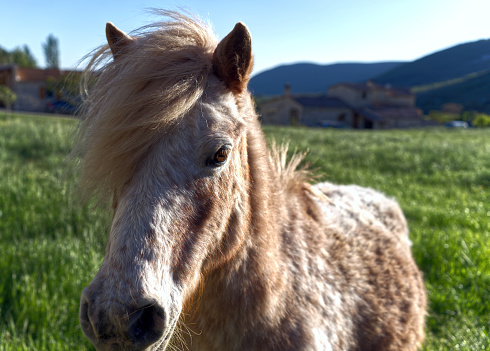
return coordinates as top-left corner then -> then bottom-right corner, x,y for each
73,11 -> 218,205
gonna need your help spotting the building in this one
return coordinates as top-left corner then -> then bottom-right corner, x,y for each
259,81 -> 426,129
0,64 -> 79,112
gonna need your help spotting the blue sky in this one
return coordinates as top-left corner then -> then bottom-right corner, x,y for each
1,0 -> 489,75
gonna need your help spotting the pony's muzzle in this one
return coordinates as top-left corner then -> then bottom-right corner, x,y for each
80,288 -> 167,350
127,301 -> 167,347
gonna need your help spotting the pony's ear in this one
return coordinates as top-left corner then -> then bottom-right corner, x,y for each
212,22 -> 254,94
106,22 -> 133,59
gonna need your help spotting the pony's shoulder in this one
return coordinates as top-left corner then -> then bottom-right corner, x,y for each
313,181 -> 411,246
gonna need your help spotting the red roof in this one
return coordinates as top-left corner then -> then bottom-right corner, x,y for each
16,67 -> 71,82
0,65 -> 79,82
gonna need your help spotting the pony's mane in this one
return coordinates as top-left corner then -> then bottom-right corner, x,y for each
73,11 -> 217,203
269,142 -> 313,192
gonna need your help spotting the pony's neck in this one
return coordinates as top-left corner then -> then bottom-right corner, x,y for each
203,104 -> 287,280
245,120 -> 286,246
181,99 -> 302,350
228,112 -> 291,286
183,116 -> 292,348
241,118 -> 288,282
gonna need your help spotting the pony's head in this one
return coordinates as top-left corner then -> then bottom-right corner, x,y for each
77,12 -> 257,350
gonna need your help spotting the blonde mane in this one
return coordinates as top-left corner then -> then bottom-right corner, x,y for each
73,11 -> 218,203
269,142 -> 313,192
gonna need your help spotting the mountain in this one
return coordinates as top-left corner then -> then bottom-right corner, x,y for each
373,39 -> 490,87
250,39 -> 490,112
372,39 -> 490,113
249,62 -> 405,96
414,70 -> 490,113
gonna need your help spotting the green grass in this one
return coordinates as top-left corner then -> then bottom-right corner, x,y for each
1,113 -> 488,350
0,113 -> 107,350
263,126 -> 489,350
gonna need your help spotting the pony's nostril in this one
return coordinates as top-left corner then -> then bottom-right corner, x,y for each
79,292 -> 97,341
128,302 -> 167,347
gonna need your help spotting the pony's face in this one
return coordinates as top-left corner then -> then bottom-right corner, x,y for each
80,16 -> 253,351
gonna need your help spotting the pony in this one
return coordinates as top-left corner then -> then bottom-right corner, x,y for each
76,11 -> 426,351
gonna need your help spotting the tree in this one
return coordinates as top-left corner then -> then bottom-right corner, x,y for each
0,45 -> 37,67
43,34 -> 60,69
0,46 -> 10,65
0,85 -> 17,116
472,113 -> 490,128
11,45 -> 37,67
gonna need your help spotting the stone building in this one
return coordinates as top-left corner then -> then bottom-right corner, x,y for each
260,81 -> 425,129
0,64 -> 77,112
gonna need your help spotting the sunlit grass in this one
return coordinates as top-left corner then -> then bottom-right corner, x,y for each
0,114 -> 488,350
0,114 -> 106,350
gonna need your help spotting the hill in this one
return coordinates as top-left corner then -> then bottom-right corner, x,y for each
374,39 -> 490,87
249,62 -> 405,96
414,69 -> 490,113
251,38 -> 490,112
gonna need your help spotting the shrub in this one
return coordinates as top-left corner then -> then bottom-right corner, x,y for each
0,85 -> 17,110
472,113 -> 490,128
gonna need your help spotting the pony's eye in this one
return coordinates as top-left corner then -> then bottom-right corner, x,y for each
207,147 -> 231,166
214,148 -> 230,163
206,145 -> 231,167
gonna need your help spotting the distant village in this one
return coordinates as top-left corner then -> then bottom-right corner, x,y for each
0,64 -> 425,129
1,34 -> 490,129
258,82 -> 436,129
0,65 -> 79,113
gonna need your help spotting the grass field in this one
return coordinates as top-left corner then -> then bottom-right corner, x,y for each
0,113 -> 488,350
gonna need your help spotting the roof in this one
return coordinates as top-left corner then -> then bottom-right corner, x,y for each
16,67 -> 72,82
0,65 -> 78,82
293,96 -> 349,108
329,81 -> 412,97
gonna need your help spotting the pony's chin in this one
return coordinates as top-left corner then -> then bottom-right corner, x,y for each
85,315 -> 179,351
153,321 -> 178,351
